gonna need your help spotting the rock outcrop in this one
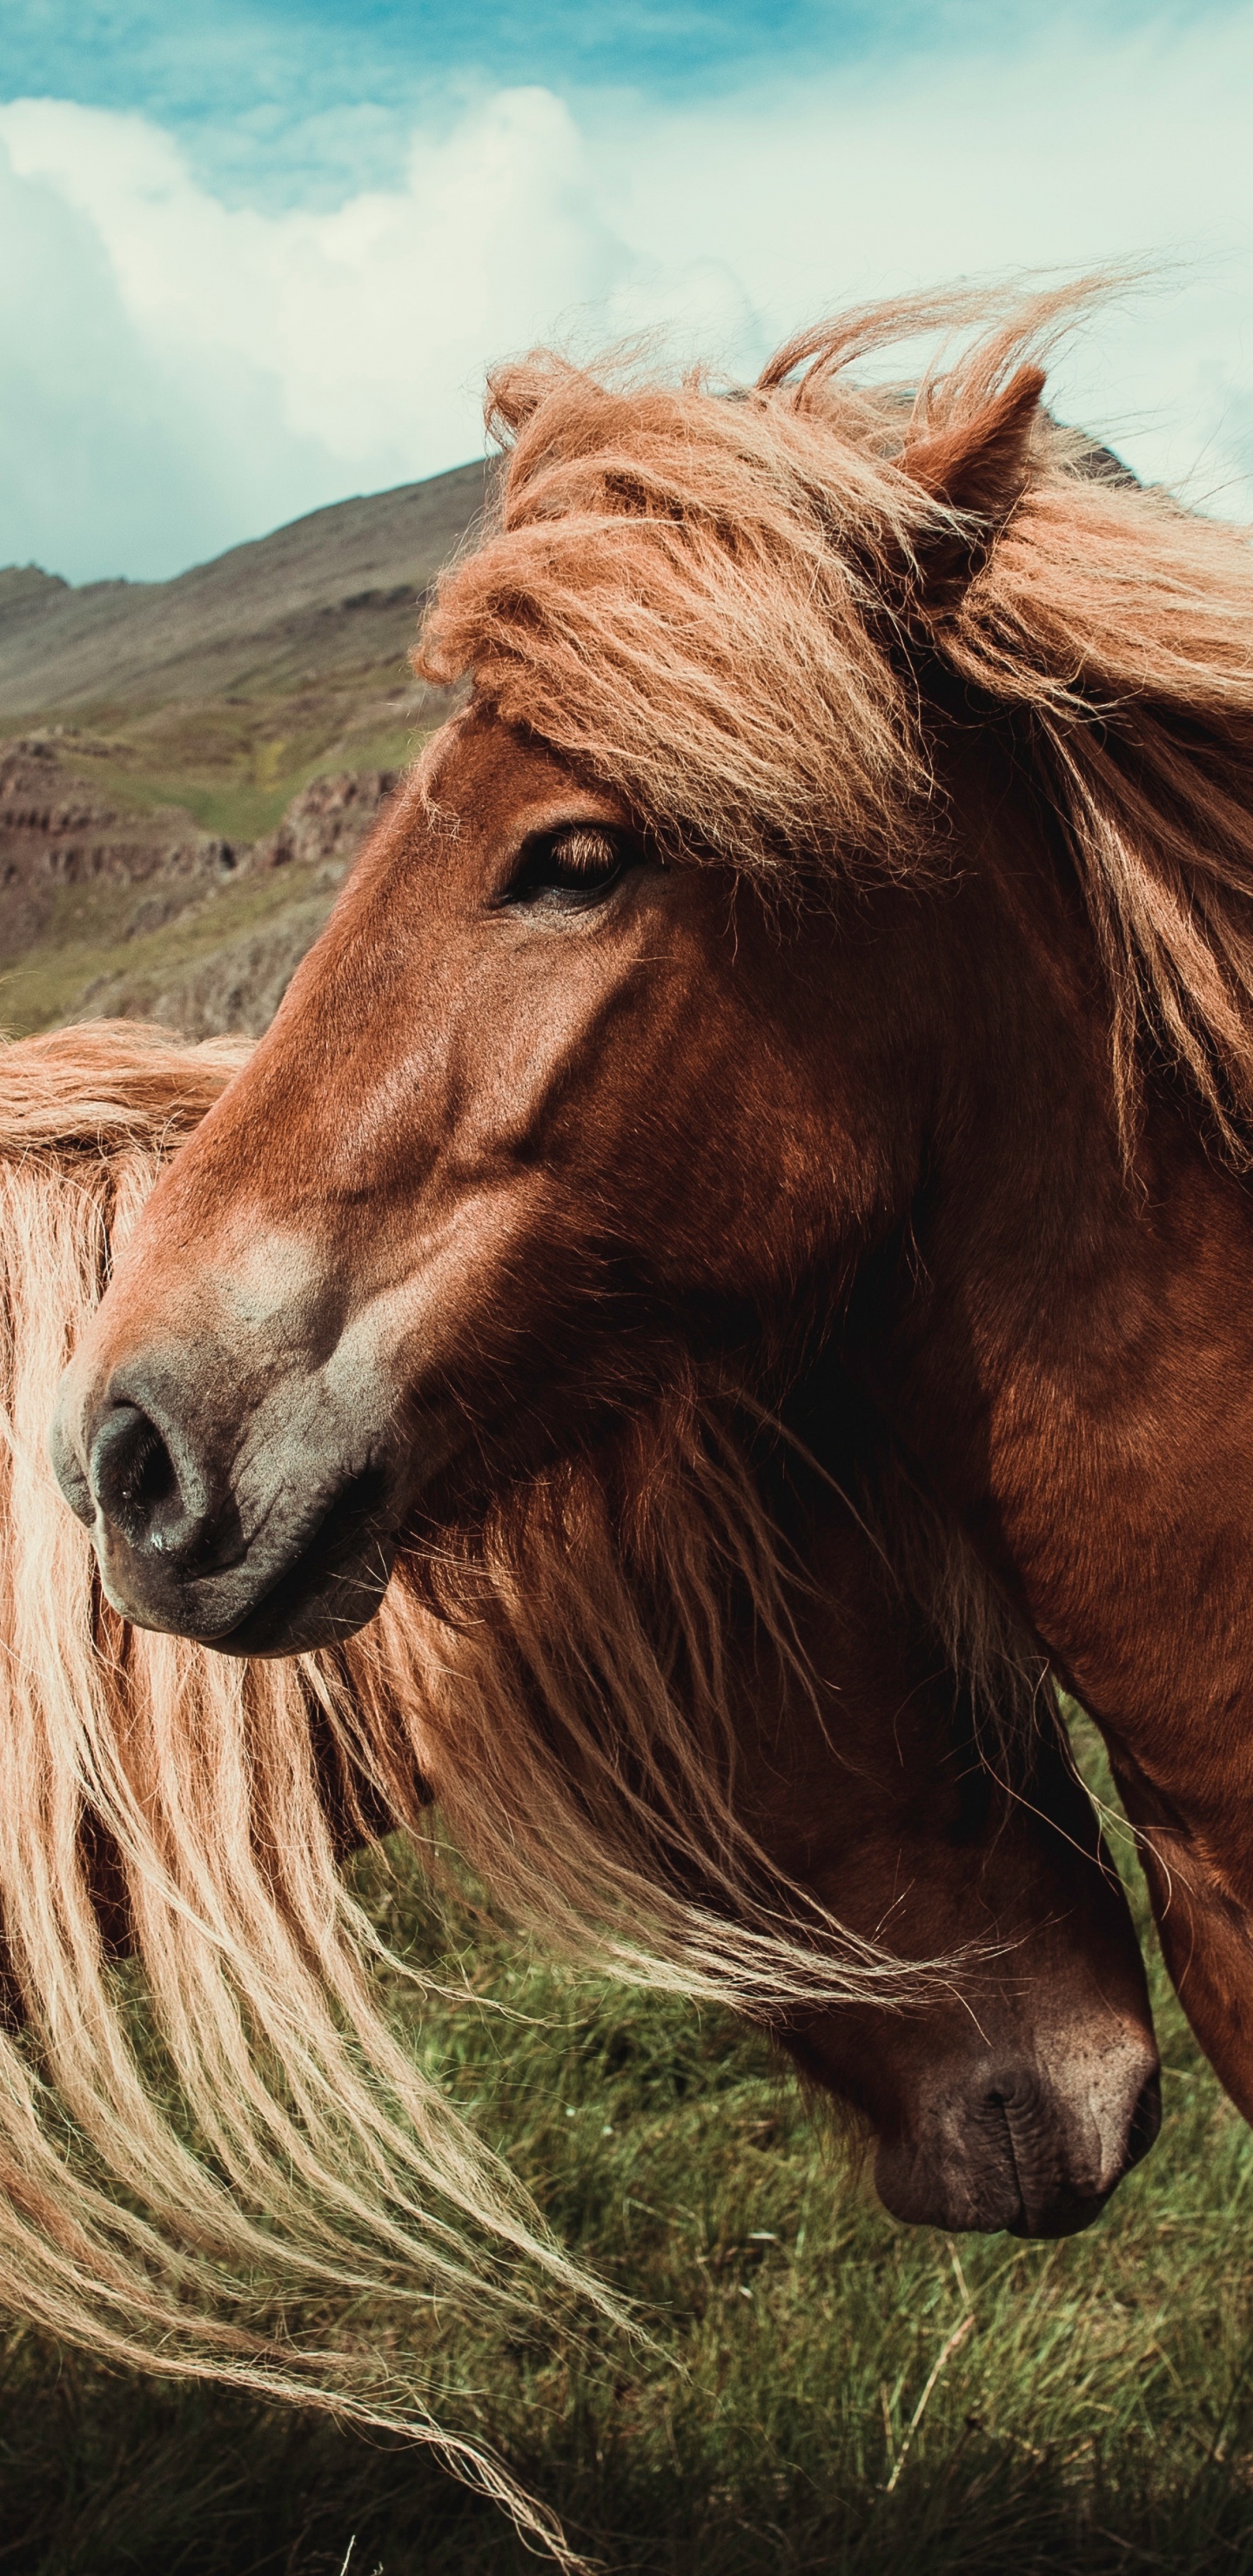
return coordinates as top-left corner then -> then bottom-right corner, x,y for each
0,733 -> 242,956
252,768 -> 399,875
1,739 -> 400,1040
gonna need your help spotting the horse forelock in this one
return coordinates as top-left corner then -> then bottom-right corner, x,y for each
418,278 -> 1253,1159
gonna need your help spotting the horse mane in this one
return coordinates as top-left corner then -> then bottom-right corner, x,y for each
0,1025 -> 597,2553
417,281 -> 1253,1161
0,1020 -> 1015,2553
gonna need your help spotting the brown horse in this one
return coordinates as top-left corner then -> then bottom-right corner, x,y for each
2,1013 -> 1155,2237
70,293 -> 1250,2169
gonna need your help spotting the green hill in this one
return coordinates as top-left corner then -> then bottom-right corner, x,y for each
0,461 -> 487,1036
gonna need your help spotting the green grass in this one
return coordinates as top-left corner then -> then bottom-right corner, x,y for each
4,1737 -> 1253,2576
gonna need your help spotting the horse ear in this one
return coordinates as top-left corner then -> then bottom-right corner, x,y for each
900,363 -> 1045,611
485,359 -> 553,442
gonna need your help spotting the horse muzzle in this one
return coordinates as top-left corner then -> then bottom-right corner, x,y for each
50,1343 -> 425,1655
872,2043 -> 1162,2238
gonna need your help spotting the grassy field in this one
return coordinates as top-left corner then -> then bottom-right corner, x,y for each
5,1734 -> 1253,2576
26,648 -> 425,847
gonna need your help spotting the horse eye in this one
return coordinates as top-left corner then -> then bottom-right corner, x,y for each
504,827 -> 633,906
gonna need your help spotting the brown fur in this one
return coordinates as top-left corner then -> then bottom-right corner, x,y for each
424,283 -> 1253,2106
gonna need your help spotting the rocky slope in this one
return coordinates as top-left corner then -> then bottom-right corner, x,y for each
1,457 -> 485,1037
0,462 -> 488,724
2,732 -> 239,956
1,733 -> 399,1037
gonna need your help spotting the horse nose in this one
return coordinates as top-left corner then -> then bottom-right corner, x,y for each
84,1388 -> 214,1569
998,2045 -> 1161,2238
874,2024 -> 1161,2237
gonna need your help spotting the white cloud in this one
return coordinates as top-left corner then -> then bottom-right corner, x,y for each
2,10 -> 1252,581
593,11 -> 1253,501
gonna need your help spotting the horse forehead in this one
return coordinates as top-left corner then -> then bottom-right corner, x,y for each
424,705 -> 613,823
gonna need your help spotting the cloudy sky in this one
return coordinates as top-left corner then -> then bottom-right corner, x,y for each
3,0 -> 1252,582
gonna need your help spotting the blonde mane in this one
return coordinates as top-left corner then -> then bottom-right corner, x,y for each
418,282 -> 1253,1158
0,1019 -> 986,2556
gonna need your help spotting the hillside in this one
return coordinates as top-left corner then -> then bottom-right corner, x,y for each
0,461 -> 488,1036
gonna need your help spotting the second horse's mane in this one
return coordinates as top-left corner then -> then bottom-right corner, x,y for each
0,1018 -> 1028,2546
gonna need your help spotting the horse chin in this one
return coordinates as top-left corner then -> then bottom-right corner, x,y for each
874,2137 -> 1104,2239
93,1496 -> 400,1659
205,1530 -> 399,1658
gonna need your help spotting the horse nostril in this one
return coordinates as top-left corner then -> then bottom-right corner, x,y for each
89,1403 -> 191,1557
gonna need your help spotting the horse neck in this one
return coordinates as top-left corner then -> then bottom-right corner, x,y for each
844,728 -> 1253,1868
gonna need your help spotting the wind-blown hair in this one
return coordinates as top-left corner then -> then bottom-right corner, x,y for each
0,1024 -> 593,2555
0,1021 -> 969,2556
419,282 -> 1253,1157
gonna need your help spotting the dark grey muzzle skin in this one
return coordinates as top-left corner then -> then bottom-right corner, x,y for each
783,1982 -> 1162,2240
50,1347 -> 412,1658
873,2056 -> 1163,2238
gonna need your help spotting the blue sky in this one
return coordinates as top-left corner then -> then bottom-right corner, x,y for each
3,2 -> 1252,579
3,3 -> 1236,198
5,3 -> 1185,123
